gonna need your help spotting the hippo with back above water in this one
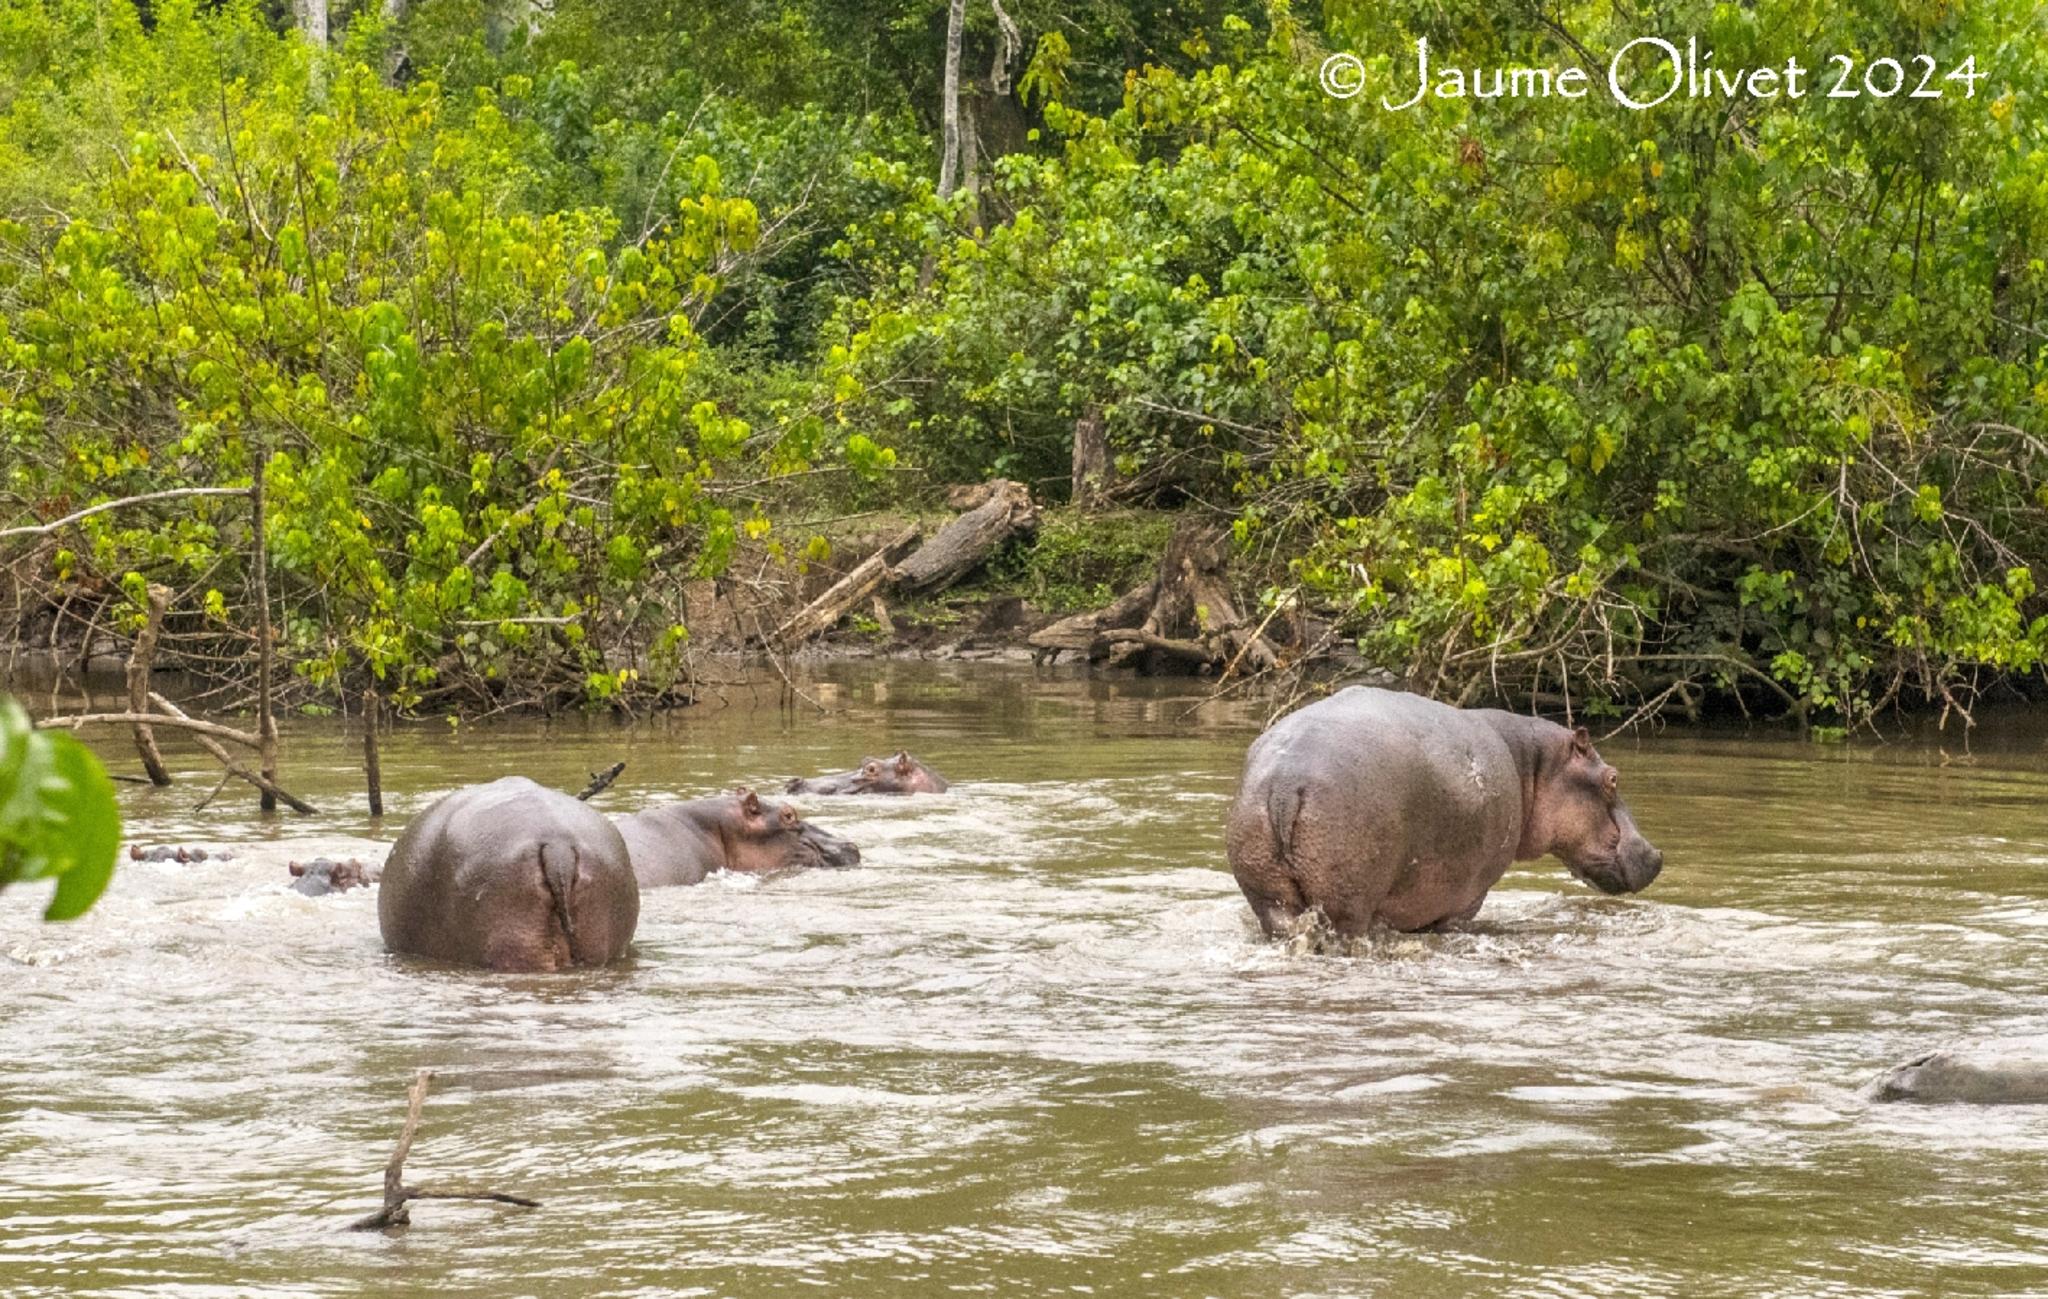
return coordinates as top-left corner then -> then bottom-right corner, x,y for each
1226,686 -> 1664,936
785,751 -> 948,796
615,789 -> 861,887
1866,1038 -> 2048,1104
378,776 -> 639,971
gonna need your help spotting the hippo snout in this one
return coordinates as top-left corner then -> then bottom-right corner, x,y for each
806,829 -> 862,870
1580,837 -> 1662,896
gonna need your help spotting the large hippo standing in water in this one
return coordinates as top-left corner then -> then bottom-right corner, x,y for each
786,751 -> 948,796
615,789 -> 861,887
379,777 -> 639,971
1226,687 -> 1664,936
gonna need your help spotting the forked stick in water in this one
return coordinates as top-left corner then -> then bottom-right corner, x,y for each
348,1069 -> 541,1231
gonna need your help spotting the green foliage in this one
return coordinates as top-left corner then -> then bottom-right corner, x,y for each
983,508 -> 1173,611
0,697 -> 120,921
2,0 -> 2044,724
836,0 -> 2048,722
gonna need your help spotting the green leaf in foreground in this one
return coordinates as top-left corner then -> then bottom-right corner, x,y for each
0,697 -> 122,920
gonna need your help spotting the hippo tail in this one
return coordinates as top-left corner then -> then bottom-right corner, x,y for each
539,841 -> 579,946
1266,782 -> 1306,863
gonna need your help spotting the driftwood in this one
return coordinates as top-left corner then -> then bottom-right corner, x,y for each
1028,579 -> 1157,661
349,1070 -> 540,1232
127,584 -> 174,787
575,761 -> 626,801
37,710 -> 261,749
894,479 -> 1038,595
147,693 -> 319,815
771,525 -> 921,647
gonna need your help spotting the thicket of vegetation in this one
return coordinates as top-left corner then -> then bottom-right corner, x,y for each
2,0 -> 2043,725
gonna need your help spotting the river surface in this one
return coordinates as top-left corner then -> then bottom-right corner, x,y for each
4,662 -> 2048,1296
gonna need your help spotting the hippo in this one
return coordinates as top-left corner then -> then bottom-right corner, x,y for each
1866,1038 -> 2048,1104
615,789 -> 861,887
378,776 -> 639,971
785,750 -> 949,796
128,845 -> 231,863
288,857 -> 379,896
1225,686 -> 1664,937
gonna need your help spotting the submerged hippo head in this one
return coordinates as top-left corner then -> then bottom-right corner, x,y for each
785,751 -> 949,796
288,857 -> 379,896
724,789 -> 863,872
1529,727 -> 1664,896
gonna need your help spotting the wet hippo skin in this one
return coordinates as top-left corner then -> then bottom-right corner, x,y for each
378,776 -> 639,971
1226,686 -> 1664,936
616,789 -> 861,887
1867,1038 -> 2048,1104
785,751 -> 948,796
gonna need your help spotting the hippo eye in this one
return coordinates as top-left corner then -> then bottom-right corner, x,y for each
863,763 -> 879,777
781,806 -> 798,826
1602,769 -> 1620,797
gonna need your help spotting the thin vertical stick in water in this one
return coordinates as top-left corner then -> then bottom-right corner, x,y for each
363,685 -> 383,817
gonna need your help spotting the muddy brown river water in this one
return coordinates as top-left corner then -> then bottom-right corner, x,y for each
4,662 -> 2048,1296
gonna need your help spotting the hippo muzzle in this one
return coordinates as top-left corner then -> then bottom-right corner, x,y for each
802,825 -> 862,870
1576,829 -> 1664,895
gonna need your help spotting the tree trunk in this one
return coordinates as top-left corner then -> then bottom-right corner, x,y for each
936,0 -> 966,198
363,685 -> 383,817
251,457 -> 278,813
893,480 -> 1039,595
299,0 -> 328,46
958,88 -> 982,227
772,526 -> 922,646
381,0 -> 410,84
127,584 -> 173,787
1071,405 -> 1110,507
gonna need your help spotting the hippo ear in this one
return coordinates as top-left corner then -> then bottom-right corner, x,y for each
1571,726 -> 1592,757
740,788 -> 762,817
288,860 -> 306,877
894,751 -> 913,773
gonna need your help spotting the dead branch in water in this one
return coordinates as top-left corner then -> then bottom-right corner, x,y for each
575,761 -> 626,801
348,1069 -> 541,1231
36,710 -> 260,748
127,583 -> 174,786
148,693 -> 319,815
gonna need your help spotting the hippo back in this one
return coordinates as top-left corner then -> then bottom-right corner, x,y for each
1866,1038 -> 2048,1104
379,776 -> 639,971
615,804 -> 719,888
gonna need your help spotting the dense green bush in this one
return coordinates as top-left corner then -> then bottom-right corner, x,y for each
2,0 -> 2043,724
835,1 -> 2048,721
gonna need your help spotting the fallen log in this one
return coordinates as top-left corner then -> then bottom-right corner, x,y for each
350,1069 -> 541,1232
36,710 -> 259,749
893,479 -> 1038,596
575,761 -> 626,801
771,525 -> 921,647
147,693 -> 319,816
